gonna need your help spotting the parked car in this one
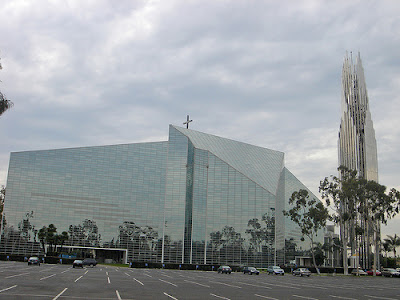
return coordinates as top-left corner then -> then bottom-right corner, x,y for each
28,257 -> 40,266
382,268 -> 400,277
351,267 -> 367,276
243,266 -> 260,275
366,269 -> 382,276
267,266 -> 284,275
73,260 -> 83,268
217,266 -> 232,274
292,268 -> 311,277
83,258 -> 97,267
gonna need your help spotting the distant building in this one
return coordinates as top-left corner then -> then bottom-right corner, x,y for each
338,52 -> 379,269
1,125 -> 323,266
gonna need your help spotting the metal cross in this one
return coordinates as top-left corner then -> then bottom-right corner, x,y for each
183,115 -> 193,129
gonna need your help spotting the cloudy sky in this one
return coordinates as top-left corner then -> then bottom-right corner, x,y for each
1,0 -> 399,236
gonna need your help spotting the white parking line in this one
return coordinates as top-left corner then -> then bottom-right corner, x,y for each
214,282 -> 242,289
85,270 -> 88,274
255,294 -> 279,300
210,293 -> 231,300
240,282 -> 272,289
144,273 -> 152,278
329,296 -> 358,300
184,280 -> 210,288
124,272 -> 131,277
53,288 -> 68,300
159,279 -> 177,287
40,274 -> 56,280
364,296 -> 398,300
133,278 -> 144,286
108,277 -> 111,284
74,275 -> 83,282
292,295 -> 319,300
161,273 -> 173,278
116,290 -> 122,300
0,285 -> 17,293
5,272 -> 29,279
60,269 -> 70,274
164,292 -> 179,300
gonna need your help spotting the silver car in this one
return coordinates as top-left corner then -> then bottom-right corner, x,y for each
267,266 -> 284,275
292,268 -> 311,277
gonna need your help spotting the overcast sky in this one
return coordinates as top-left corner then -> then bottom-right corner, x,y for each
1,0 -> 399,237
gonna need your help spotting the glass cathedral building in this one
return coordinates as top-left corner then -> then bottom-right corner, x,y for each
1,125 -> 322,267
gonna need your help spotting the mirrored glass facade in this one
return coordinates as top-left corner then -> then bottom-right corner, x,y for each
1,125 -> 322,267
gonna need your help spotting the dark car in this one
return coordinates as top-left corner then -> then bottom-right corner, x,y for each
28,257 -> 40,266
382,268 -> 400,277
243,266 -> 260,275
218,266 -> 232,274
292,268 -> 311,277
83,258 -> 97,267
73,260 -> 83,268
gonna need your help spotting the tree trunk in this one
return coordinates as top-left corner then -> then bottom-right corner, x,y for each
310,237 -> 320,275
373,228 -> 378,277
341,219 -> 348,275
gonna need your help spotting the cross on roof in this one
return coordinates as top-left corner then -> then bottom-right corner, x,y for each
183,115 -> 193,129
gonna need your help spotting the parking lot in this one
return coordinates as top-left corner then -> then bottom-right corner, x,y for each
1,261 -> 400,299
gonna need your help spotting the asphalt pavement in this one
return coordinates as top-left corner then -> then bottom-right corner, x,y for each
0,261 -> 399,299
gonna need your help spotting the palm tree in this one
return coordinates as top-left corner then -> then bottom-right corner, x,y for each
383,234 -> 400,258
0,91 -> 13,116
0,55 -> 13,116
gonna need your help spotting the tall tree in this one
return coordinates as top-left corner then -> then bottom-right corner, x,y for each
360,181 -> 400,275
321,166 -> 400,275
319,166 -> 361,275
283,189 -> 329,274
0,55 -> 13,116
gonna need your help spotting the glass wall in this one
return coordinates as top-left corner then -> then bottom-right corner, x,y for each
1,142 -> 168,263
1,125 -> 322,267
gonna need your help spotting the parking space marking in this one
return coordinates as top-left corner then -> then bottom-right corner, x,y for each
164,292 -> 179,300
40,273 -> 56,280
293,295 -> 319,300
124,272 -> 131,277
133,278 -> 144,285
161,273 -> 173,278
184,280 -> 210,288
85,270 -> 89,274
210,293 -> 231,299
53,287 -> 68,300
144,273 -> 152,278
329,296 -> 358,300
214,281 -> 241,289
61,269 -> 70,274
0,285 -> 17,293
75,275 -> 83,282
255,294 -> 279,300
108,277 -> 111,283
5,272 -> 30,279
159,279 -> 177,287
116,290 -> 122,300
364,296 -> 398,300
239,282 -> 271,289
